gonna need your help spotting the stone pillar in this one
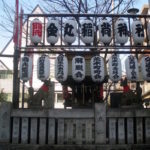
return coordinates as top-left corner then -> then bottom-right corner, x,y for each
95,103 -> 106,144
0,102 -> 12,142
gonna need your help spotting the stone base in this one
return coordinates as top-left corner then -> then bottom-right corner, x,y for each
120,104 -> 143,109
1,144 -> 150,150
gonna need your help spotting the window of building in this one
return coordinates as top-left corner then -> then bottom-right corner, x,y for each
0,70 -> 13,79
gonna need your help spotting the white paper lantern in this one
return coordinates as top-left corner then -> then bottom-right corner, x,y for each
47,19 -> 59,45
37,55 -> 50,81
115,18 -> 128,45
20,56 -> 32,81
55,54 -> 68,82
132,19 -> 144,45
90,56 -> 105,82
141,56 -> 150,81
30,18 -> 42,45
81,19 -> 94,44
99,18 -> 111,45
64,19 -> 77,45
72,56 -> 85,82
108,54 -> 122,82
125,55 -> 139,81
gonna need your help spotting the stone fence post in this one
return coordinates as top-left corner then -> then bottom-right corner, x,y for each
95,103 -> 106,144
0,102 -> 12,143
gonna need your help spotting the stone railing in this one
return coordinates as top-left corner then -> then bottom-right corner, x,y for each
0,102 -> 150,150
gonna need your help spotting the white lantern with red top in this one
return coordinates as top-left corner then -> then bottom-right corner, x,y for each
64,19 -> 77,45
20,56 -> 32,82
55,54 -> 68,82
72,56 -> 85,82
99,18 -> 112,45
132,19 -> 144,45
141,56 -> 150,81
37,55 -> 50,81
90,56 -> 105,82
108,54 -> 122,82
115,18 -> 128,45
30,18 -> 42,45
47,19 -> 59,45
81,19 -> 94,44
125,55 -> 139,81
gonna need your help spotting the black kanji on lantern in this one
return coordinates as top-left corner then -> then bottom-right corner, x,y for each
94,74 -> 101,79
93,57 -> 101,65
129,56 -> 137,80
131,70 -> 136,79
135,24 -> 144,37
112,56 -> 118,66
22,57 -> 29,78
94,69 -> 101,74
47,23 -> 58,37
94,65 -> 101,70
129,56 -> 135,69
93,57 -> 102,80
113,67 -> 118,74
39,56 -> 45,78
75,57 -> 83,64
111,55 -> 119,80
113,74 -> 119,79
74,57 -> 84,79
64,23 -> 74,37
57,55 -> 64,80
117,23 -> 127,37
145,57 -> 150,77
76,65 -> 83,71
101,22 -> 111,37
75,71 -> 83,78
58,55 -> 63,62
82,23 -> 93,37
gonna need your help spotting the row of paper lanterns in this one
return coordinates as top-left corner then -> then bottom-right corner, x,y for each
30,17 -> 147,45
20,54 -> 150,82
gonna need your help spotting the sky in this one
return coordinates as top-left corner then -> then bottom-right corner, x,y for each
0,0 -> 149,52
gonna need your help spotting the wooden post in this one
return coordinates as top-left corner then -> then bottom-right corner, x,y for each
118,118 -> 125,144
21,117 -> 28,144
48,118 -> 55,144
12,117 -> 20,144
136,118 -> 143,144
30,118 -> 38,144
13,47 -> 20,108
127,118 -> 134,144
22,81 -> 25,108
57,119 -> 65,144
39,118 -> 46,145
95,103 -> 106,144
75,119 -> 83,144
145,117 -> 150,144
0,102 -> 12,143
109,118 -> 116,144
